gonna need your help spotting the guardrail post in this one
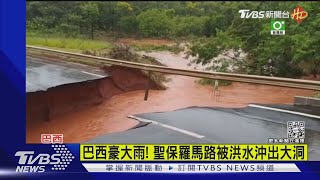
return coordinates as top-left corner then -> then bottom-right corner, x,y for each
144,71 -> 151,101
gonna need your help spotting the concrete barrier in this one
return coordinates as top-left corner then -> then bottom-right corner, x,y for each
294,96 -> 320,107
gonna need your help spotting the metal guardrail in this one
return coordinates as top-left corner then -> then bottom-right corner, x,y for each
26,45 -> 320,91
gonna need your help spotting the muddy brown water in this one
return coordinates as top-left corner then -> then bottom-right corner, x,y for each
26,51 -> 317,143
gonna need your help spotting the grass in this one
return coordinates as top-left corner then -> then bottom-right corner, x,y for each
197,78 -> 232,87
313,92 -> 320,98
26,33 -> 175,87
27,36 -> 113,52
26,32 -> 182,54
132,44 -> 183,54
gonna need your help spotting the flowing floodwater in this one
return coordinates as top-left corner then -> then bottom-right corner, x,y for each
26,51 -> 316,143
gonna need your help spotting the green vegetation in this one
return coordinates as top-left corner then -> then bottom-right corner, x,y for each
197,79 -> 232,87
186,2 -> 320,78
137,9 -> 175,38
132,44 -> 183,54
27,36 -> 112,52
106,44 -> 170,85
27,1 -> 320,83
26,1 -> 234,39
81,43 -> 170,85
314,92 -> 320,98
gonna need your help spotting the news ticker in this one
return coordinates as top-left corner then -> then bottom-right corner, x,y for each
80,144 -> 307,161
82,163 -> 301,173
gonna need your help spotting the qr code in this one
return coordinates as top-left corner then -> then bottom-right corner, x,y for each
287,121 -> 305,139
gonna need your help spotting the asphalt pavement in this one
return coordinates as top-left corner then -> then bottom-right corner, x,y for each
86,104 -> 320,161
26,56 -> 107,92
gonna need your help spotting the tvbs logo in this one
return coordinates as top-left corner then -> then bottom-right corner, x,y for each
15,151 -> 60,172
239,10 -> 264,18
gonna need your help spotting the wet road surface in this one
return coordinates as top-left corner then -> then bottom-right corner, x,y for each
26,56 -> 107,92
86,104 -> 320,161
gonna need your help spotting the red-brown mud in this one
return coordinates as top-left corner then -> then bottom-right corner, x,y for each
27,65 -> 164,128
26,51 -> 317,143
26,74 -> 315,143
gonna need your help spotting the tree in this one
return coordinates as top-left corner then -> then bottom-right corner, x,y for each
26,1 -> 320,79
118,16 -> 139,35
79,2 -> 100,40
187,31 -> 243,72
292,5 -> 320,77
137,9 -> 174,38
175,16 -> 208,37
188,1 -> 320,78
115,2 -> 133,15
186,2 -> 204,16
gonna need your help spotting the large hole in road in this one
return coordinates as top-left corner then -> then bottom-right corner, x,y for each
26,65 -> 165,126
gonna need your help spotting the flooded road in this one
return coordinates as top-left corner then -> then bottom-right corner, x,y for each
26,51 -> 316,143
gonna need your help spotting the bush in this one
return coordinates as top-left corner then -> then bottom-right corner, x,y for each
117,16 -> 139,35
137,9 -> 174,38
55,23 -> 80,38
132,44 -> 183,54
174,16 -> 209,37
197,79 -> 232,86
108,44 -> 169,85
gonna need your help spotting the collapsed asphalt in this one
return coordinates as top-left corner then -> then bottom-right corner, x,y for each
26,55 -> 320,160
86,104 -> 320,161
26,56 -> 107,92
